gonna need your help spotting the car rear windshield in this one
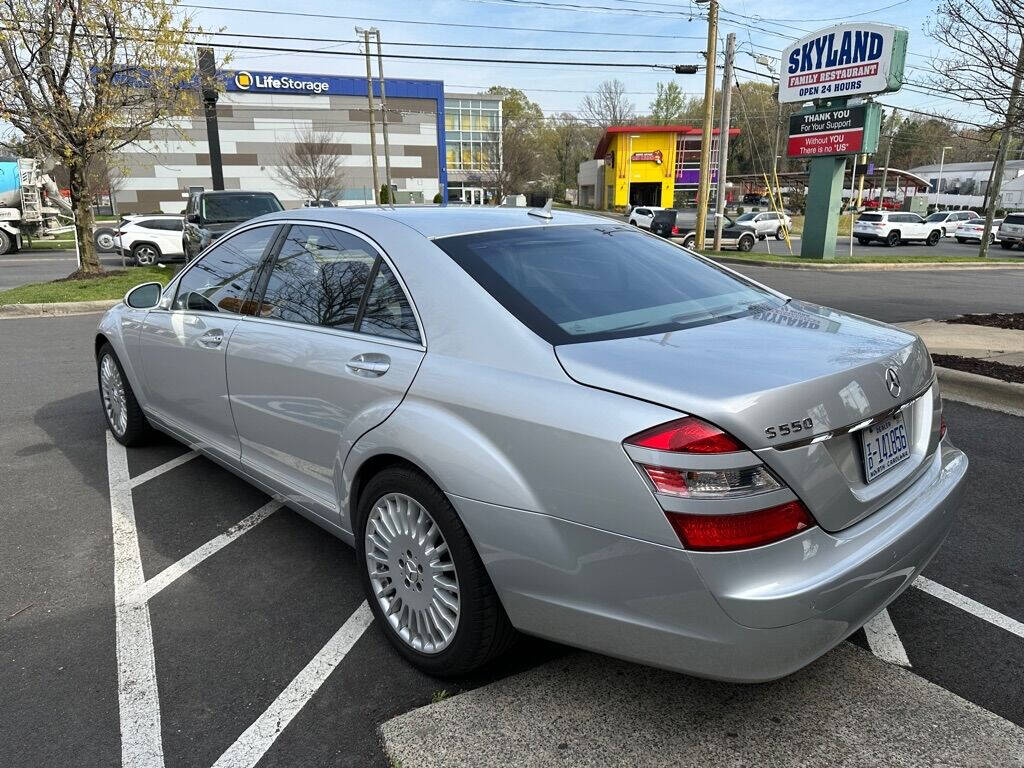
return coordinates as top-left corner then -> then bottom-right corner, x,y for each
434,225 -> 782,344
201,194 -> 283,224
1004,214 -> 1024,225
858,213 -> 884,222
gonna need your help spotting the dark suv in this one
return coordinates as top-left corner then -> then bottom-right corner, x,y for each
182,190 -> 283,261
655,209 -> 757,251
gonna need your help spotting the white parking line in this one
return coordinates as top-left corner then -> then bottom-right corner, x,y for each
137,500 -> 283,602
129,450 -> 200,488
107,432 -> 165,768
863,608 -> 912,668
210,601 -> 375,768
915,576 -> 1024,639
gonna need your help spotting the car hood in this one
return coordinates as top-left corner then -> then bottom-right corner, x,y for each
554,301 -> 931,452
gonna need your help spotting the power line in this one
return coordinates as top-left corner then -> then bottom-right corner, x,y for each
174,3 -> 708,40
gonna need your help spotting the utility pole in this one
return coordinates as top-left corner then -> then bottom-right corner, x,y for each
979,36 -> 1024,259
357,28 -> 381,204
373,29 -> 394,206
694,0 -> 718,250
713,33 -> 735,251
196,47 -> 224,191
878,109 -> 896,210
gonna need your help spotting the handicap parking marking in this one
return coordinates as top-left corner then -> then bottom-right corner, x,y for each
914,576 -> 1024,640
863,608 -> 911,668
128,449 -> 199,489
210,602 -> 374,768
106,431 -> 375,768
136,499 -> 283,603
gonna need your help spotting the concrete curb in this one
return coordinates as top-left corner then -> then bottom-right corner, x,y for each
935,366 -> 1024,417
712,256 -> 1024,271
0,299 -> 119,318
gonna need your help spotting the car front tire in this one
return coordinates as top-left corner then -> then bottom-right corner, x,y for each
356,466 -> 517,676
956,237 -> 967,244
737,234 -> 755,252
1000,240 -> 1015,250
775,226 -> 785,240
926,230 -> 941,246
97,343 -> 151,446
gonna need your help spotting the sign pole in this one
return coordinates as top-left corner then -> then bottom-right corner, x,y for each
694,0 -> 718,251
713,33 -> 736,252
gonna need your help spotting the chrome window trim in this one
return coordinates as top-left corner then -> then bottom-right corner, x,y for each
237,313 -> 425,353
248,218 -> 427,349
429,221 -> 596,241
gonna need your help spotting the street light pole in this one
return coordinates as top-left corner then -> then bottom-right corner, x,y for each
934,145 -> 953,208
694,0 -> 718,251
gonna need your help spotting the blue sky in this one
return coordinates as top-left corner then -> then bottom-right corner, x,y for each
185,0 -> 982,125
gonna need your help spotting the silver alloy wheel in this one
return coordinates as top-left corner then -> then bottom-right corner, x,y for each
96,231 -> 115,250
365,492 -> 460,654
100,354 -> 128,436
134,245 -> 158,265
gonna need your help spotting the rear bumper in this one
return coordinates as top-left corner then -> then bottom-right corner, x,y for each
451,441 -> 966,682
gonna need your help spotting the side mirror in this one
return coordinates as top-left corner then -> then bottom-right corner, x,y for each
186,212 -> 200,224
124,282 -> 163,309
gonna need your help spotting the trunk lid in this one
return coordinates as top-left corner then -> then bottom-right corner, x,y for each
555,301 -> 937,532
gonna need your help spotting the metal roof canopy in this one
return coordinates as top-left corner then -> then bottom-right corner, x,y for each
731,167 -> 931,192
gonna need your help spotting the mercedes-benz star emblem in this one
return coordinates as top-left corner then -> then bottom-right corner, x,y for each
885,367 -> 901,398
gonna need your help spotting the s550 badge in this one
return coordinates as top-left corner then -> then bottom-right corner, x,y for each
765,418 -> 814,439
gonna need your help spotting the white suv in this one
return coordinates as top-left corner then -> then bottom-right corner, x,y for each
627,206 -> 664,230
853,212 -> 942,247
114,215 -> 185,265
734,210 -> 792,240
997,213 -> 1024,250
925,210 -> 975,237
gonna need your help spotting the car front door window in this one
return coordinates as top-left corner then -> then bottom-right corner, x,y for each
173,226 -> 278,313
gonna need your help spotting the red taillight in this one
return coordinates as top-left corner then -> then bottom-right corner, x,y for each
666,501 -> 814,551
671,225 -> 680,234
626,417 -> 743,454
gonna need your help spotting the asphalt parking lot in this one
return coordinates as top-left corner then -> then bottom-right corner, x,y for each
2,296 -> 1023,765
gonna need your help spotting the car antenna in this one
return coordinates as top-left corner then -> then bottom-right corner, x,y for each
527,198 -> 553,220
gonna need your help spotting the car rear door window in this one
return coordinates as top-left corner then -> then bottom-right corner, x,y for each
173,225 -> 278,313
359,262 -> 420,343
257,225 -> 375,330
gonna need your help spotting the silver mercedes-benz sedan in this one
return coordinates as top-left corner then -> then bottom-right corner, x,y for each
95,206 -> 967,681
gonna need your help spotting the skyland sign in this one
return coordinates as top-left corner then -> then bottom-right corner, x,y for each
778,23 -> 908,104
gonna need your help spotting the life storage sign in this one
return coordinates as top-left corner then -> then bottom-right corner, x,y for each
787,104 -> 881,158
778,23 -> 907,104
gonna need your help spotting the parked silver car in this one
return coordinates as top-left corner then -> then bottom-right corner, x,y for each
95,207 -> 967,681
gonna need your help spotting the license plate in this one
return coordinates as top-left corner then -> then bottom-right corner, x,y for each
860,412 -> 910,483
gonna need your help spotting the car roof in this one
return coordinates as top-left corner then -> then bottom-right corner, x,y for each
255,205 -> 611,240
197,190 -> 279,197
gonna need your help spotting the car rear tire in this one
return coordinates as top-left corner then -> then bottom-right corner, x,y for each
131,243 -> 160,266
97,343 -> 151,447
956,237 -> 967,244
356,466 -> 517,676
857,237 -> 872,246
737,234 -> 755,252
926,230 -> 941,246
885,231 -> 901,247
1000,241 -> 1014,250
682,234 -> 696,250
775,226 -> 785,240
94,227 -> 116,252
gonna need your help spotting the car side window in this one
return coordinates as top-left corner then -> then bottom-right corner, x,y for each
258,225 -> 375,330
172,226 -> 277,313
360,262 -> 420,343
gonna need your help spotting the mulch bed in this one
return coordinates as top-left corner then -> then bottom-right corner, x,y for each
932,354 -> 1024,384
947,313 -> 1024,331
55,269 -> 130,282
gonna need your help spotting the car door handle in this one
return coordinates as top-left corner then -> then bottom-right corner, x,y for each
347,353 -> 390,377
198,330 -> 224,348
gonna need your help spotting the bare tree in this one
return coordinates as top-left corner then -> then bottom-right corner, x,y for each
0,0 -> 206,273
274,128 -> 348,204
580,80 -> 635,126
928,0 -> 1024,257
